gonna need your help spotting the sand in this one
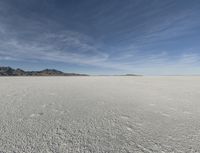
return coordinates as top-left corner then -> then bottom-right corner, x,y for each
0,76 -> 200,153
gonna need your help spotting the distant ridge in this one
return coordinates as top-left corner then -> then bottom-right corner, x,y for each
0,66 -> 88,76
93,74 -> 142,76
125,74 -> 142,76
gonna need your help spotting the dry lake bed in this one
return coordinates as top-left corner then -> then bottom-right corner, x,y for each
0,76 -> 200,153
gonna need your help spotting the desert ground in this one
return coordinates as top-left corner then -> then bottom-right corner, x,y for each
0,76 -> 200,153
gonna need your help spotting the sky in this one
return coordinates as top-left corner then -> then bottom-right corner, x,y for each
0,0 -> 200,75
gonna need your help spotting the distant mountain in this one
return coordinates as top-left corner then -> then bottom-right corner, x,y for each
0,67 -> 88,76
125,74 -> 142,76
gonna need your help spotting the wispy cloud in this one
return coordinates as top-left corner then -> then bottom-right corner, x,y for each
1,23 -> 200,74
0,30 -> 108,64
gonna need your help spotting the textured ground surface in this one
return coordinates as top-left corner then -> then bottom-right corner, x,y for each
0,76 -> 200,153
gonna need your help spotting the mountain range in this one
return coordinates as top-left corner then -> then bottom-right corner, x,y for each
0,67 -> 88,76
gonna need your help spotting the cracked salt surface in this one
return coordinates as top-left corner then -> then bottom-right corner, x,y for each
0,76 -> 200,153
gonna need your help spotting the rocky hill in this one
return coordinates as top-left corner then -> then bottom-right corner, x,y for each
0,67 -> 88,76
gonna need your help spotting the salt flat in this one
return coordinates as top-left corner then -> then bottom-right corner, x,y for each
0,76 -> 200,153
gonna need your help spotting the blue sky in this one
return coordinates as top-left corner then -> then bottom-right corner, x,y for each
0,0 -> 200,75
